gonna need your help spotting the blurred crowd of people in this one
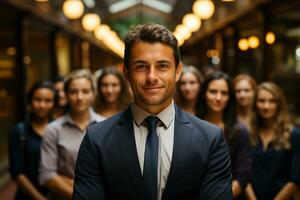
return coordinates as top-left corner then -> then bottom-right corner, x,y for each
8,64 -> 300,200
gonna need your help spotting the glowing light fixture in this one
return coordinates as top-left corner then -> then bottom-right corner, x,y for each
192,0 -> 215,20
182,13 -> 201,32
94,24 -> 111,40
238,38 -> 249,51
296,47 -> 300,58
63,0 -> 84,19
82,13 -> 101,31
174,25 -> 191,40
265,32 -> 276,45
248,36 -> 260,49
35,0 -> 48,2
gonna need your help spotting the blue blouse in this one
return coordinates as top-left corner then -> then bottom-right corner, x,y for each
251,127 -> 300,199
9,122 -> 48,200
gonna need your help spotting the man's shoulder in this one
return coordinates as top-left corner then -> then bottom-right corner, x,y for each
176,108 -> 221,140
86,111 -> 124,140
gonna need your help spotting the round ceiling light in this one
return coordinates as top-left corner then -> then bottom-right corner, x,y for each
63,0 -> 84,20
193,0 -> 215,20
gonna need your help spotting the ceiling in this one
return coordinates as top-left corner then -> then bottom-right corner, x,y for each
92,0 -> 195,38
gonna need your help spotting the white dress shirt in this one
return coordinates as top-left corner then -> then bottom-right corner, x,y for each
132,101 -> 175,200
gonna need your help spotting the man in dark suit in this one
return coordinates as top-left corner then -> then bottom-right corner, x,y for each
73,24 -> 233,200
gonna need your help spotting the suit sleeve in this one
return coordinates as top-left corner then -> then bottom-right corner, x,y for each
72,126 -> 107,200
198,128 -> 233,200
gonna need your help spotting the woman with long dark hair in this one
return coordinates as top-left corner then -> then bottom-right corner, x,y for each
51,76 -> 68,119
9,81 -> 55,200
94,67 -> 131,118
175,65 -> 203,115
196,71 -> 252,199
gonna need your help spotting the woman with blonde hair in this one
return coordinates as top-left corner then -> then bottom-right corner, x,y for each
39,69 -> 105,200
246,82 -> 300,200
175,65 -> 203,115
233,74 -> 257,131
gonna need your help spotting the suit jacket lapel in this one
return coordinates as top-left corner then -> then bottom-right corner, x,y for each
162,106 -> 192,199
115,107 -> 148,200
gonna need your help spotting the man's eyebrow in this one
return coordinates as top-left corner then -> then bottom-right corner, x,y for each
132,60 -> 171,64
132,60 -> 147,64
157,60 -> 171,64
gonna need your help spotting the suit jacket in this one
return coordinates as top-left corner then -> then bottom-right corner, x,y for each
73,105 -> 233,200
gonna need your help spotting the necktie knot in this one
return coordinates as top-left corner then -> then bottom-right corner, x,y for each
145,116 -> 160,132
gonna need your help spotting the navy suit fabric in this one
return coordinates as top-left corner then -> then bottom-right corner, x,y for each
73,106 -> 233,200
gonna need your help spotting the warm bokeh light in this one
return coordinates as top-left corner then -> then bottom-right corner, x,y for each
221,0 -> 235,2
192,0 -> 215,20
6,47 -> 17,56
265,32 -> 276,45
63,0 -> 84,20
94,25 -> 124,57
94,24 -> 111,40
238,38 -> 249,51
182,13 -> 201,33
206,49 -> 219,57
248,36 -> 260,49
102,31 -> 124,57
174,25 -> 191,40
82,13 -> 101,31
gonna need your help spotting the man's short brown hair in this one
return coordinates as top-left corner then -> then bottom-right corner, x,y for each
124,24 -> 181,69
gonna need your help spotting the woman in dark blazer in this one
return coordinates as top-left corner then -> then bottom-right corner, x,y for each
9,81 -> 55,200
196,71 -> 252,199
246,82 -> 300,200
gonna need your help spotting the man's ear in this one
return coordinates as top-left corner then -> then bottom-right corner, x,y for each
175,62 -> 183,82
123,65 -> 129,81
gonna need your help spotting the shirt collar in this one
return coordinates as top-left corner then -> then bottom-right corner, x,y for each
132,101 -> 175,128
63,108 -> 100,126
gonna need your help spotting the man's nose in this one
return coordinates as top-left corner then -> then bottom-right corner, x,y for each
146,66 -> 157,82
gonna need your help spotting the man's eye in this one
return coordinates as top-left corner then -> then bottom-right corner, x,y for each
158,64 -> 169,70
135,65 -> 146,71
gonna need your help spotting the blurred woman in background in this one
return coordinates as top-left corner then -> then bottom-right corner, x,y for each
52,76 -> 68,119
246,82 -> 300,200
95,67 -> 131,118
39,69 -> 105,200
175,65 -> 203,115
196,71 -> 252,199
9,81 -> 55,200
233,74 -> 257,131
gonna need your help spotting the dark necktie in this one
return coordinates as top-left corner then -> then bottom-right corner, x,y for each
144,116 -> 160,200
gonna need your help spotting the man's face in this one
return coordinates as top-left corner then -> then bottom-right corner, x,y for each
124,41 -> 182,114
